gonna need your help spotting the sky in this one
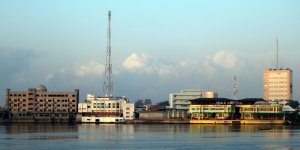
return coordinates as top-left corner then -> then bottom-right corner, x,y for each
0,0 -> 300,104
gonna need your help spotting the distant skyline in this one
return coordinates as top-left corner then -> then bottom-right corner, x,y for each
1,0 -> 300,103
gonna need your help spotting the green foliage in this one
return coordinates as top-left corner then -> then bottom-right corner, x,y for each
156,101 -> 169,106
287,100 -> 299,109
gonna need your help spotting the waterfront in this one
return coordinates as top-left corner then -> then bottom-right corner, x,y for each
0,124 -> 300,149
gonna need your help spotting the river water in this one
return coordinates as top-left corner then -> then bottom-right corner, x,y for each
0,123 -> 300,150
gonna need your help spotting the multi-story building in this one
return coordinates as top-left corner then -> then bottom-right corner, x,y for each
5,85 -> 79,122
168,89 -> 218,110
78,94 -> 134,123
263,69 -> 293,101
189,98 -> 285,124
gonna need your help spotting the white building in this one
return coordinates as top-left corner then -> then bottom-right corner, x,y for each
168,89 -> 218,110
78,94 -> 134,123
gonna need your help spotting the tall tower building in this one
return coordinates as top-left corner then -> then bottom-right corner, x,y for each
263,69 -> 293,101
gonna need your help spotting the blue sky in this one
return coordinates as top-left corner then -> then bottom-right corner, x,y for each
0,0 -> 300,103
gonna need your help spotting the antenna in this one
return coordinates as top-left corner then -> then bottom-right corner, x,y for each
276,38 -> 279,69
103,10 -> 113,98
233,76 -> 238,100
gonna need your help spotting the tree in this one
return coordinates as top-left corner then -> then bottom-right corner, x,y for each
156,101 -> 169,107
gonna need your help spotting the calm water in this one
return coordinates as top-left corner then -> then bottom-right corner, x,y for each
0,123 -> 300,150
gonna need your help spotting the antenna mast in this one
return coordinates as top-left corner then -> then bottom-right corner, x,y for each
276,38 -> 279,70
233,76 -> 238,100
103,10 -> 113,98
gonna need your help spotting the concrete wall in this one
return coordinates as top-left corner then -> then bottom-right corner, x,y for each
81,116 -> 124,123
139,110 -> 187,120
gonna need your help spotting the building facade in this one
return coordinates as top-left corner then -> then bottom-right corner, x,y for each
263,69 -> 293,101
78,94 -> 134,123
168,89 -> 218,110
5,85 -> 79,122
189,98 -> 285,124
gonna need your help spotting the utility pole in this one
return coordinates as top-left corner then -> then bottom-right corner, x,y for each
103,10 -> 113,98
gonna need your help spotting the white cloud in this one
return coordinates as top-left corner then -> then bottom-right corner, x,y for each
46,73 -> 54,82
157,65 -> 177,78
179,60 -> 198,67
74,60 -> 105,77
123,53 -> 179,78
203,58 -> 216,76
59,69 -> 66,74
123,53 -> 150,70
212,51 -> 237,69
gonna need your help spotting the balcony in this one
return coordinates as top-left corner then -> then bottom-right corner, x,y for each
173,101 -> 191,105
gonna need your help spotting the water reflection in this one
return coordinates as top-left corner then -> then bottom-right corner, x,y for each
4,123 -> 78,134
0,123 -> 299,150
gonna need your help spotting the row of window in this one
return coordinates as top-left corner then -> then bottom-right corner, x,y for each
242,108 -> 273,111
268,95 -> 288,97
267,77 -> 288,79
93,103 -> 120,109
38,99 -> 76,102
191,107 -> 227,111
10,109 -> 76,112
267,86 -> 288,89
9,94 -> 76,97
267,81 -> 288,84
11,104 -> 76,107
10,99 -> 76,102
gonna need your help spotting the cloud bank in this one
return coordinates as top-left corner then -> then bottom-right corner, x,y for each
74,60 -> 105,77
